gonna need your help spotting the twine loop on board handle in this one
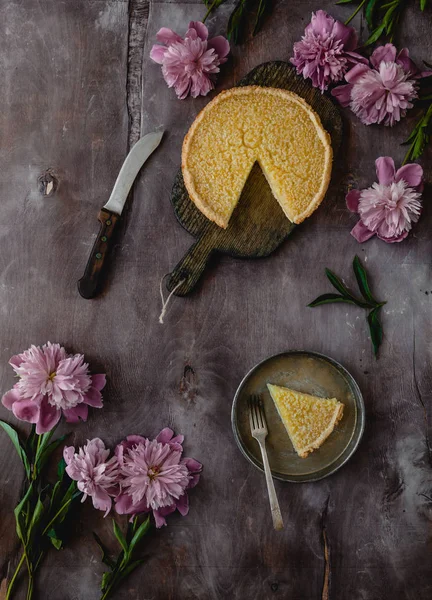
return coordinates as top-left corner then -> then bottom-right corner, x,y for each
159,274 -> 185,324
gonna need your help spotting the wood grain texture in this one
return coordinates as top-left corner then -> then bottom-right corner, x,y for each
0,1 -> 431,599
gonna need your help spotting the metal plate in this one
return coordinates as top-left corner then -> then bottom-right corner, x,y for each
232,351 -> 365,482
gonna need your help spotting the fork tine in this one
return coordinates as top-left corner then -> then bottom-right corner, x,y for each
258,398 -> 265,428
248,397 -> 255,431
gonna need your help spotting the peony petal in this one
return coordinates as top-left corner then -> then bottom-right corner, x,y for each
350,220 -> 376,243
176,493 -> 189,517
12,399 -> 39,424
63,404 -> 88,423
188,21 -> 208,41
332,20 -> 356,49
150,45 -> 167,64
395,164 -> 423,188
156,27 -> 182,46
156,428 -> 174,444
92,489 -> 112,517
208,36 -> 230,60
63,446 -> 75,465
396,48 -> 419,76
153,504 -> 177,528
331,84 -> 353,107
36,398 -> 61,434
310,10 -> 334,35
345,63 -> 370,83
83,386 -> 103,408
370,43 -> 397,69
91,374 -> 106,391
183,457 -> 202,473
2,387 -> 21,410
375,157 -> 395,185
346,189 -> 361,213
377,230 -> 409,243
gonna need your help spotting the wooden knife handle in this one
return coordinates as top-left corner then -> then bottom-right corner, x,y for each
77,208 -> 120,299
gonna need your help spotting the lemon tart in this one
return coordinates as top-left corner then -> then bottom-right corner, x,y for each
267,384 -> 344,458
182,86 -> 333,229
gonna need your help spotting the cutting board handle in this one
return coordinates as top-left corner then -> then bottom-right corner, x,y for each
167,234 -> 215,296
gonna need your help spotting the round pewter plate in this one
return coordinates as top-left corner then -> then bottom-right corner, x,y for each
232,351 -> 365,482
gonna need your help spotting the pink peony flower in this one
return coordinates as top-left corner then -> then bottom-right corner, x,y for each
115,428 -> 202,527
64,438 -> 119,516
346,157 -> 424,243
332,44 -> 423,125
290,10 -> 367,92
150,21 -> 230,99
1,342 -> 106,434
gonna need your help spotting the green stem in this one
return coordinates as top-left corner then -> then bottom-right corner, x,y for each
202,0 -> 218,22
42,499 -> 73,536
100,572 -> 121,600
31,435 -> 42,481
6,553 -> 26,600
345,0 -> 367,25
26,572 -> 33,600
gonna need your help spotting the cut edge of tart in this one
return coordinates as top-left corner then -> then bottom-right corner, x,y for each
267,383 -> 344,458
182,86 -> 333,229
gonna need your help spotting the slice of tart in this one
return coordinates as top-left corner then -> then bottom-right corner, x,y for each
267,384 -> 344,458
182,86 -> 332,229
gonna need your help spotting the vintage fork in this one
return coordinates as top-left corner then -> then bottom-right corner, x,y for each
249,395 -> 284,530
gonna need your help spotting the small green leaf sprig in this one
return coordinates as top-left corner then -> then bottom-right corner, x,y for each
202,0 -> 271,44
337,0 -> 429,45
308,256 -> 387,357
0,423 -> 80,600
94,516 -> 151,600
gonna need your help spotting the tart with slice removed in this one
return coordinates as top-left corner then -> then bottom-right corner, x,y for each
267,384 -> 344,458
182,86 -> 333,229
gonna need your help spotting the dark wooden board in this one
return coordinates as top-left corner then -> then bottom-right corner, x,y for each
168,61 -> 342,296
0,1 -> 431,599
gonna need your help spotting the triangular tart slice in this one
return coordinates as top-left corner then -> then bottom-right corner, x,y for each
267,384 -> 344,458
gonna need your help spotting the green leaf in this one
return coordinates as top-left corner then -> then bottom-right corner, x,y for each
101,571 -> 113,593
128,516 -> 150,556
367,307 -> 383,357
325,269 -> 372,307
253,0 -> 271,35
93,533 -> 116,569
365,0 -> 379,28
14,483 -> 35,543
365,22 -> 386,45
308,293 -> 362,307
227,0 -> 249,44
35,434 -> 69,474
47,528 -> 63,550
352,255 -> 381,306
420,0 -> 427,9
119,558 -> 146,580
336,0 -> 355,4
113,521 -> 128,554
202,0 -> 227,20
27,495 -> 44,547
57,457 -> 67,480
0,421 -> 31,479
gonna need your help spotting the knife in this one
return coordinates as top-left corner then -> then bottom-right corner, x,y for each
78,131 -> 164,299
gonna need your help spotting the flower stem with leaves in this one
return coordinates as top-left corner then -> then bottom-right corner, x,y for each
202,0 -> 271,44
308,256 -> 387,357
337,0 -> 429,45
0,423 -> 80,599
94,516 -> 151,600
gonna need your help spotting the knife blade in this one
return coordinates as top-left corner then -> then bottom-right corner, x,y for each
78,131 -> 163,299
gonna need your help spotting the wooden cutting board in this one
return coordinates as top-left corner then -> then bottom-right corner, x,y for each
167,61 -> 343,296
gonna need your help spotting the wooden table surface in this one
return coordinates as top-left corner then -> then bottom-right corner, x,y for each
0,1 -> 431,599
